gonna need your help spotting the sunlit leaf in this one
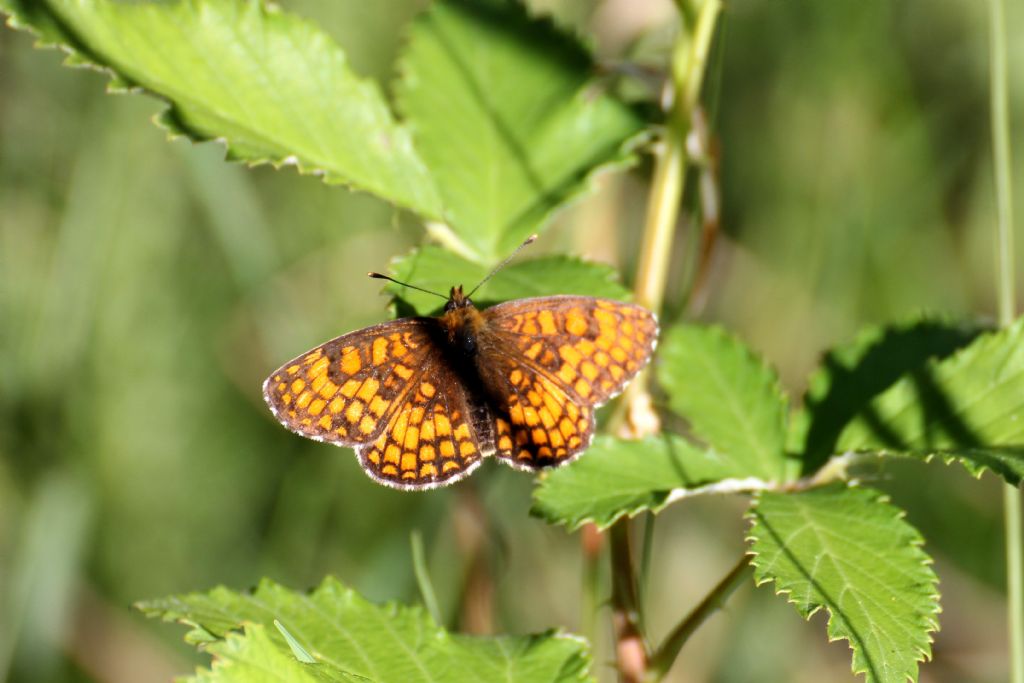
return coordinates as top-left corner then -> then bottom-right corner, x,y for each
384,245 -> 631,316
836,317 -> 1024,484
395,0 -> 646,261
139,577 -> 592,683
531,435 -> 761,530
747,485 -> 939,683
788,318 -> 981,474
657,324 -> 791,481
0,0 -> 443,216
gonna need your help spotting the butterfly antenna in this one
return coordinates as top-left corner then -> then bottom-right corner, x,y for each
466,234 -> 538,299
367,272 -> 448,300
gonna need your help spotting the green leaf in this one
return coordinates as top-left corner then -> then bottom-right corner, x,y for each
395,0 -> 646,261
531,435 -> 761,530
747,485 -> 939,683
139,577 -> 592,683
836,317 -> 1024,484
384,245 -> 632,316
0,0 -> 443,217
657,324 -> 791,481
788,318 -> 981,474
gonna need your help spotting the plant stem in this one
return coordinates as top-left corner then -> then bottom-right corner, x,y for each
608,2 -> 723,681
645,554 -> 752,681
989,0 -> 1022,679
410,530 -> 442,626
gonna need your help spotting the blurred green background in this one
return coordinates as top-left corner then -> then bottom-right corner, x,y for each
1,0 -> 1021,681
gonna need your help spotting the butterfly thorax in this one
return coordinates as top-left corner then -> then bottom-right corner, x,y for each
440,285 -> 485,357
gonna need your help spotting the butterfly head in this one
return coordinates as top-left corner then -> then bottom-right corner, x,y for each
444,285 -> 475,313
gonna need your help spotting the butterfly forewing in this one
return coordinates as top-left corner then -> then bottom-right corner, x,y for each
263,319 -> 436,446
479,296 -> 658,470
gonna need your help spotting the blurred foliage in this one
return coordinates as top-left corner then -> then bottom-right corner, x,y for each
0,0 -> 1021,681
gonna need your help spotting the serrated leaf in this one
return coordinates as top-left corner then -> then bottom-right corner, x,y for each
747,485 -> 939,683
0,0 -> 443,217
139,576 -> 592,683
657,324 -> 791,481
788,318 -> 981,474
531,434 -> 762,530
384,245 -> 631,315
395,0 -> 645,261
836,317 -> 1024,484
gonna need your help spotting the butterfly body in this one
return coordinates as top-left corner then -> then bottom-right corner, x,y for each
264,287 -> 657,490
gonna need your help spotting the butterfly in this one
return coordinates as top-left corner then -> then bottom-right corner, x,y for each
262,240 -> 658,490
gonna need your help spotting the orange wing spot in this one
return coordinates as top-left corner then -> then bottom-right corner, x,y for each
527,390 -> 543,407
517,449 -> 532,460
382,464 -> 399,476
601,379 -> 615,392
281,393 -> 292,406
392,412 -> 410,444
340,348 -> 361,375
296,391 -> 313,409
594,351 -> 611,367
367,450 -> 381,465
410,406 -> 425,425
509,369 -> 523,385
394,364 -> 413,380
345,400 -> 364,423
523,405 -> 541,427
620,336 -> 635,351
559,418 -> 575,439
498,435 -> 513,451
300,417 -> 312,427
538,406 -> 557,429
522,316 -> 539,335
440,440 -> 456,458
537,310 -> 558,334
336,425 -> 348,438
391,335 -> 409,357
308,398 -> 326,416
568,436 -> 582,449
538,446 -> 553,458
622,321 -> 635,335
565,309 -> 588,336
508,403 -> 525,424
580,361 -> 599,381
578,418 -> 588,431
372,337 -> 389,366
420,462 -> 438,478
532,428 -> 548,444
524,342 -> 543,360
540,390 -> 563,419
559,345 -> 583,368
420,381 -> 436,398
610,346 -> 628,363
359,415 -> 375,435
329,397 -> 344,414
453,423 -> 470,441
276,382 -> 287,392
290,379 -> 306,394
404,426 -> 420,450
354,378 -> 379,402
557,365 -> 577,384
318,415 -> 332,430
309,356 -> 330,377
609,365 -> 626,382
460,441 -> 476,457
435,414 -> 452,437
420,445 -> 436,462
594,308 -> 617,327
286,364 -> 301,376
549,429 -> 565,448
311,375 -> 327,394
574,379 -> 592,398
496,418 -> 511,434
340,379 -> 361,398
384,444 -> 401,464
303,349 -> 324,364
626,360 -> 638,371
401,452 -> 417,471
576,339 -> 596,356
420,418 -> 435,441
369,395 -> 388,417
442,461 -> 460,473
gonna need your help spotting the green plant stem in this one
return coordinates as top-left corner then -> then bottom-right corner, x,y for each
645,554 -> 752,681
410,530 -> 442,626
989,0 -> 1022,680
607,3 -> 723,681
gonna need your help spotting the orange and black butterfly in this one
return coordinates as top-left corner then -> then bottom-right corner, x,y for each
262,238 -> 658,490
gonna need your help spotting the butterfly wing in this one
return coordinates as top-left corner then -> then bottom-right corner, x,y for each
263,318 -> 438,446
479,296 -> 658,470
263,317 -> 487,490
